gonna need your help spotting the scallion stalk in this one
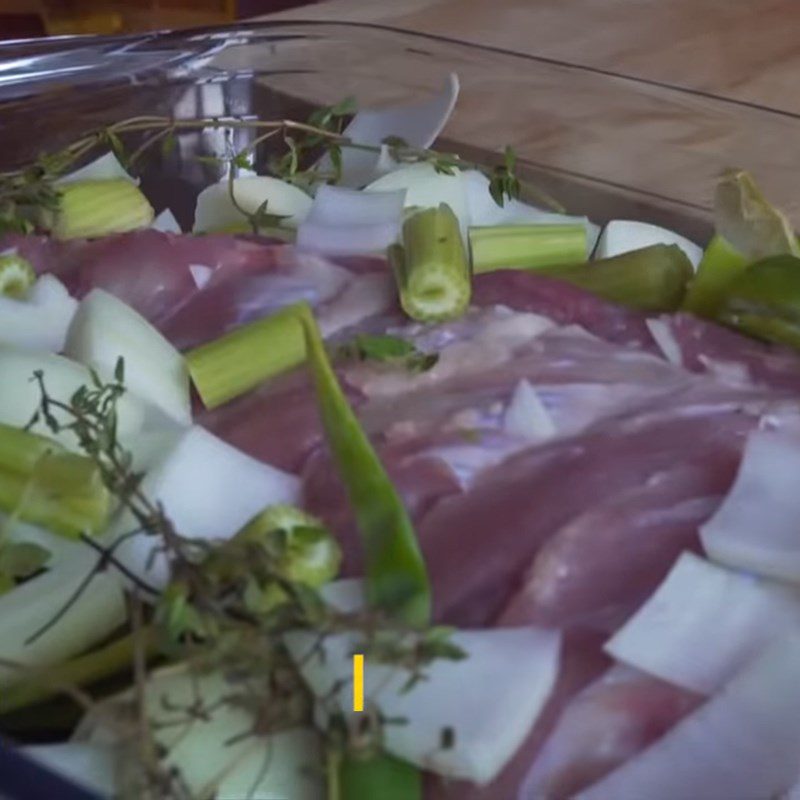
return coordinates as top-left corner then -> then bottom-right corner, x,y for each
45,179 -> 154,240
682,235 -> 749,317
186,305 -> 306,409
0,424 -> 110,537
0,423 -> 59,477
537,244 -> 693,311
469,223 -> 586,274
391,203 -> 470,322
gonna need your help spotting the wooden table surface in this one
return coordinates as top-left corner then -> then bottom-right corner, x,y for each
260,0 -> 800,113
255,0 -> 800,229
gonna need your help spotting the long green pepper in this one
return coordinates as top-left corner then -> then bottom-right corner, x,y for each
297,303 -> 431,799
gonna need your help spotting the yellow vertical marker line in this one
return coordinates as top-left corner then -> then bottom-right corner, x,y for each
353,653 -> 365,712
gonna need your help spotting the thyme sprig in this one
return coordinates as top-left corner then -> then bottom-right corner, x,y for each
19,363 -> 464,800
0,98 -> 561,236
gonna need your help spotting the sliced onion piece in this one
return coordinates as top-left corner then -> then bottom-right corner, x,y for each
106,425 -> 300,589
77,665 -> 323,799
645,317 -> 683,365
21,743 -> 118,797
596,220 -> 703,269
0,346 -> 145,451
285,581 -> 560,785
151,207 -> 181,233
315,73 -> 459,187
188,263 -> 214,289
578,634 -> 800,800
57,152 -> 135,185
296,219 -> 400,255
700,429 -> 800,583
307,184 -> 406,226
0,549 -> 126,689
503,379 -> 557,442
64,288 -> 191,425
0,274 -> 77,353
193,176 -> 312,233
365,163 -> 469,232
606,552 -> 800,694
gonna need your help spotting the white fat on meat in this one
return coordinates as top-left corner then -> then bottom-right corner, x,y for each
346,306 -> 554,397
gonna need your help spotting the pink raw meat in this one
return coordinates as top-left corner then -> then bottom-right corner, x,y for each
518,665 -> 702,799
500,463 -> 733,631
420,407 -> 760,628
2,231 -> 266,324
426,629 -> 611,800
664,313 -> 800,393
472,271 -> 656,348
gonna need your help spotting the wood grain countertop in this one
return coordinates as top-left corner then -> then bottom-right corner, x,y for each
253,0 -> 800,229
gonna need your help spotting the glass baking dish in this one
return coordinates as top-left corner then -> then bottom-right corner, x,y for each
0,19 -> 797,798
3,20 -> 800,243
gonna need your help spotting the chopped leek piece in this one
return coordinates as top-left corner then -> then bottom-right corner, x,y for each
469,223 -> 587,273
46,179 -> 154,240
716,254 -> 800,348
539,244 -> 693,311
186,305 -> 306,409
0,453 -> 111,539
392,203 -> 471,322
0,423 -> 110,537
682,235 -> 749,317
714,169 -> 800,260
0,423 -> 59,477
236,504 -> 341,589
0,254 -> 35,299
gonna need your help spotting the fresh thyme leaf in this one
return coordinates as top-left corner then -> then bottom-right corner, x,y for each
338,334 -> 439,373
231,151 -> 252,172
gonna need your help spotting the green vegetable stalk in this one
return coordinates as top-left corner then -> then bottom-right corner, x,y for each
298,305 -> 430,624
236,504 -> 341,609
45,179 -> 154,240
186,304 -> 307,409
469,223 -> 587,274
297,304 -> 431,799
391,204 -> 471,322
716,254 -> 800,349
0,423 -> 110,538
537,243 -> 693,312
682,235 -> 749,317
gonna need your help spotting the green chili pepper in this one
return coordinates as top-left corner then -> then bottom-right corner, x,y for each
297,304 -> 431,799
298,305 -> 430,625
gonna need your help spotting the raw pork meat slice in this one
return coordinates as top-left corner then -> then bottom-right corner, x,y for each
519,665 -> 701,799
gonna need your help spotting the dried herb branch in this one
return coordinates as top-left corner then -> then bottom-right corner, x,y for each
0,98 -> 560,236
14,363 -> 464,799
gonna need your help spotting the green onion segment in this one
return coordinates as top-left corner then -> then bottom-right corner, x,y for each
469,223 -> 586,274
391,203 -> 470,322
